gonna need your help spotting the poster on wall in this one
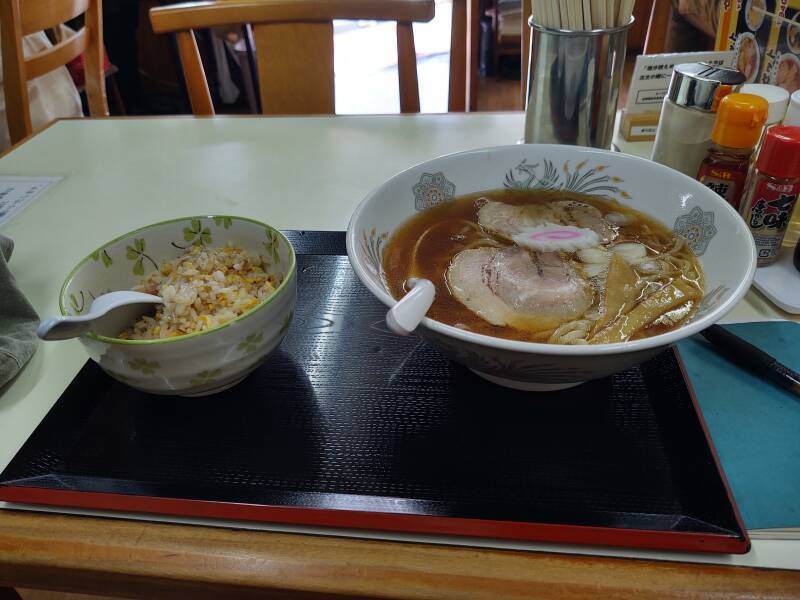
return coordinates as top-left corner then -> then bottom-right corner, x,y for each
716,0 -> 800,94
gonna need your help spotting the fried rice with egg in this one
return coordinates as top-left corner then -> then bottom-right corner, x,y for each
119,245 -> 278,340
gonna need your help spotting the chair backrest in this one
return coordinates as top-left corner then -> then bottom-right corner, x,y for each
0,0 -> 108,144
447,0 -> 466,111
149,0 -> 435,116
642,0 -> 671,55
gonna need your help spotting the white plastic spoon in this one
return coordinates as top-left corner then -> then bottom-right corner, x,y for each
385,278 -> 436,336
37,291 -> 163,341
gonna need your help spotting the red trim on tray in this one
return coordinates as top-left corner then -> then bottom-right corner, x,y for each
0,485 -> 749,554
672,347 -> 752,554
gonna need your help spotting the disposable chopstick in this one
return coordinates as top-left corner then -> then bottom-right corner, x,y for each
618,0 -> 634,26
546,0 -> 634,29
583,0 -> 593,29
542,0 -> 553,27
591,0 -> 605,28
571,0 -> 583,29
560,0 -> 571,29
551,0 -> 562,28
530,0 -> 642,31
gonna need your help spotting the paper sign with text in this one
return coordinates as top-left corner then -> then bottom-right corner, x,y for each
0,176 -> 63,227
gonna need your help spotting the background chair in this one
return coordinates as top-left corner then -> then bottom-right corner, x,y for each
449,0 -> 467,111
642,0 -> 673,55
0,0 -> 108,144
149,0 -> 435,115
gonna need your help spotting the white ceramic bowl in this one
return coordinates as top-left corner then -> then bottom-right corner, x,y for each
60,216 -> 296,396
347,145 -> 756,391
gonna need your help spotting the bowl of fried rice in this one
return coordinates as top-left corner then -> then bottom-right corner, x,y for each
59,216 -> 296,395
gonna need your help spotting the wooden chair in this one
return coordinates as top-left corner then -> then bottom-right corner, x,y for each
449,0 -> 467,111
0,0 -> 108,144
149,0 -> 435,115
642,0 -> 672,55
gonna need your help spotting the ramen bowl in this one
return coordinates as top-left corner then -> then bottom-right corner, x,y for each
60,216 -> 296,396
347,145 -> 756,391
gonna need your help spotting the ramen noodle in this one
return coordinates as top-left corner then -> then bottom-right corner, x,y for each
383,190 -> 705,345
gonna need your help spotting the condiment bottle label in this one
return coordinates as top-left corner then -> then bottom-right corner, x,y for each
698,171 -> 744,208
741,179 -> 800,264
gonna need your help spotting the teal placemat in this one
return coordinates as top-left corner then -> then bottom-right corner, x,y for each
677,321 -> 800,530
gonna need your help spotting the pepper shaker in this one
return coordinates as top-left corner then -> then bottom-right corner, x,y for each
651,63 -> 745,177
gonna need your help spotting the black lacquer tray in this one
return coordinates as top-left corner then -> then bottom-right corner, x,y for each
0,232 -> 749,553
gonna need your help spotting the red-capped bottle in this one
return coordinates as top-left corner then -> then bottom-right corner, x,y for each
739,126 -> 800,266
795,239 -> 800,272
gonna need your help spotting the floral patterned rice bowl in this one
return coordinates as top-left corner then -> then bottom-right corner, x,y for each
60,216 -> 296,396
347,144 -> 757,391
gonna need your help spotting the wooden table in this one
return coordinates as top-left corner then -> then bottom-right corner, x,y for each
1,114 -> 799,598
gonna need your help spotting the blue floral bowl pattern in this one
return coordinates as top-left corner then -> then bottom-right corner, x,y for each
347,145 -> 756,391
413,172 -> 456,210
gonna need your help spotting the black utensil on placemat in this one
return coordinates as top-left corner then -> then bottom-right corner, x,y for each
700,324 -> 800,399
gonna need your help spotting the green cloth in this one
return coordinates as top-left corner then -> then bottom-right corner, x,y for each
0,235 -> 39,388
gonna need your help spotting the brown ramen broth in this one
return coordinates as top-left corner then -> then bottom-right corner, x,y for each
383,189 -> 704,344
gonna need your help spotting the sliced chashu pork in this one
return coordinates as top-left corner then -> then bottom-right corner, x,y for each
447,246 -> 593,330
477,200 -> 615,243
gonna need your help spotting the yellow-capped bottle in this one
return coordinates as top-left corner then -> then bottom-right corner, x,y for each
696,93 -> 768,211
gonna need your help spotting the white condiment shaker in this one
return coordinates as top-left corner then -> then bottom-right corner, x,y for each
651,63 -> 746,177
741,84 -> 790,127
783,90 -> 800,126
740,84 -> 790,152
